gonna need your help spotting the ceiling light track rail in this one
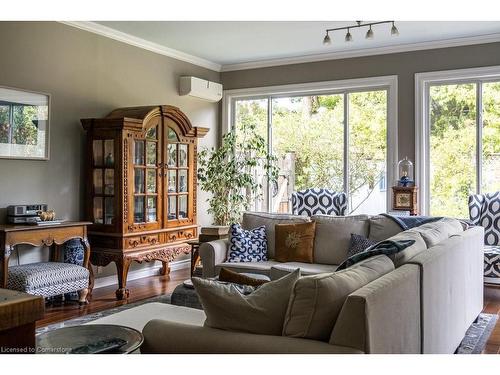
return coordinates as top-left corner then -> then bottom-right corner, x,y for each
323,21 -> 399,45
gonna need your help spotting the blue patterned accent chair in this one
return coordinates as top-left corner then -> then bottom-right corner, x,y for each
468,192 -> 500,285
292,189 -> 348,216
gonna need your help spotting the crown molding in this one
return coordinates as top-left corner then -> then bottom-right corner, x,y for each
60,21 -> 222,72
220,32 -> 500,72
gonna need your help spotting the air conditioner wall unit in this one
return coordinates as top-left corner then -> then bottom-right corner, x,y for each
179,76 -> 223,102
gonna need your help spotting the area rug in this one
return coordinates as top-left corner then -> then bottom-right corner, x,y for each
36,294 -> 172,335
37,298 -> 497,354
456,313 -> 498,354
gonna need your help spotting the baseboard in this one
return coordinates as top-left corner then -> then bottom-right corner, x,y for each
93,259 -> 191,290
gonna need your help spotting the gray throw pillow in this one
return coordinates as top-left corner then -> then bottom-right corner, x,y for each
192,269 -> 300,336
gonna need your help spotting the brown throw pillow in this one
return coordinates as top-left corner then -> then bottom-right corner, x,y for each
218,267 -> 269,287
275,221 -> 316,263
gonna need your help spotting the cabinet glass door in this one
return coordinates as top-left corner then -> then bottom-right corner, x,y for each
92,139 -> 115,225
132,124 -> 161,225
165,126 -> 190,223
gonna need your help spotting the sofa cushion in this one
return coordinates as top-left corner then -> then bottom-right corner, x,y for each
312,214 -> 370,265
192,269 -> 300,336
409,218 -> 463,248
368,215 -> 404,242
227,224 -> 268,263
385,230 -> 427,267
218,267 -> 270,287
242,212 -> 310,259
282,255 -> 394,341
275,221 -> 316,263
270,262 -> 337,280
215,260 -> 280,277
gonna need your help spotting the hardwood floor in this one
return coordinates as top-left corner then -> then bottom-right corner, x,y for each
38,269 -> 500,354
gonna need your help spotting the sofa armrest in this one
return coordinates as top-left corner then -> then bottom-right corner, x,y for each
330,264 -> 421,354
199,239 -> 229,278
141,319 -> 363,354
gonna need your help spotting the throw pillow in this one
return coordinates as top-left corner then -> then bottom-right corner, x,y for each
218,267 -> 269,287
227,224 -> 268,263
336,239 -> 416,271
346,233 -> 377,258
274,221 -> 316,263
192,269 -> 300,336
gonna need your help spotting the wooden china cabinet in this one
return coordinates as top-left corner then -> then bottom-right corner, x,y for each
81,105 -> 208,300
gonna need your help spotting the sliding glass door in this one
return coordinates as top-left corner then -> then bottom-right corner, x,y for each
232,87 -> 389,215
427,80 -> 500,218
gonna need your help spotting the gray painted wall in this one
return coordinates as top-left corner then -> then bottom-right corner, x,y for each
0,22 -> 220,277
221,42 -> 500,164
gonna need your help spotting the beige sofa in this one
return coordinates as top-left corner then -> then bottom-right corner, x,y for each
142,212 -> 484,354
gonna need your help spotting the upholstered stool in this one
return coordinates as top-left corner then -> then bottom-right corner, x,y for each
484,246 -> 500,285
7,262 -> 90,304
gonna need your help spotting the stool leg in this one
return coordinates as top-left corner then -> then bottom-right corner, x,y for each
78,288 -> 89,305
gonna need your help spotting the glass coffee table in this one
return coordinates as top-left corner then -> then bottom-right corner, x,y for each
36,324 -> 143,354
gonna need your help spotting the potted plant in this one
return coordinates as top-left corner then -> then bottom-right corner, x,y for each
197,123 -> 278,228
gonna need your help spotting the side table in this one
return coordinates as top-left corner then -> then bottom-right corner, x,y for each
186,239 -> 200,277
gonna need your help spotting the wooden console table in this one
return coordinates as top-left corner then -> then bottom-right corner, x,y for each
0,222 -> 93,294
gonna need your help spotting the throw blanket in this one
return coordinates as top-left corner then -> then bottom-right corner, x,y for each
381,213 -> 442,231
336,239 -> 416,271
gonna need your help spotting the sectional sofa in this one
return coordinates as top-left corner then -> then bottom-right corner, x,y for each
141,212 -> 484,354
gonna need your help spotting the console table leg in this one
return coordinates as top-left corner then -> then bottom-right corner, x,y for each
115,257 -> 131,300
78,288 -> 89,305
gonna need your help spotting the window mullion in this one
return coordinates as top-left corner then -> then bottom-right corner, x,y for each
343,92 -> 349,212
476,81 -> 483,195
267,97 -> 273,212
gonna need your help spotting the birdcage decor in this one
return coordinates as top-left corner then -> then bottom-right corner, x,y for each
397,157 -> 414,187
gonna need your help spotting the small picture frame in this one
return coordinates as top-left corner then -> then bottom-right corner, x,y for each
0,85 -> 50,160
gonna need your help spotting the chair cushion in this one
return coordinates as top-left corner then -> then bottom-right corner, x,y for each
282,255 -> 394,341
227,224 -> 268,263
312,215 -> 370,265
7,261 -> 89,297
241,212 -> 310,259
482,193 -> 500,246
270,262 -> 337,280
484,245 -> 500,283
291,189 -> 348,216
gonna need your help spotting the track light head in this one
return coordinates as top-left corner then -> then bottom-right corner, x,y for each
323,33 -> 331,45
345,29 -> 352,42
391,22 -> 399,36
365,26 -> 374,39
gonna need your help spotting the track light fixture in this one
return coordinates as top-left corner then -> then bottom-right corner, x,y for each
323,21 -> 399,45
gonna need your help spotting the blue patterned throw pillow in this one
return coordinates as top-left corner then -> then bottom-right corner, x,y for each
227,224 -> 268,263
347,233 -> 377,258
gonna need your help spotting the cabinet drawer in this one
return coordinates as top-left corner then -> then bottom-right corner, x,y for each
166,228 -> 196,243
125,234 -> 161,249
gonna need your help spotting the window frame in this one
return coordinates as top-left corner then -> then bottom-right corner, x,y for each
222,75 -> 399,213
415,65 -> 500,215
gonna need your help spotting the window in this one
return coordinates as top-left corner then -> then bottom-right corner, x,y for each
416,66 -> 500,217
225,76 -> 397,215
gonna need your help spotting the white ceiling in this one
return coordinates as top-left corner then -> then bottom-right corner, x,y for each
93,21 -> 500,71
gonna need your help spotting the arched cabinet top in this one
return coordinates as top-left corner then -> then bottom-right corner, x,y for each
82,105 -> 208,138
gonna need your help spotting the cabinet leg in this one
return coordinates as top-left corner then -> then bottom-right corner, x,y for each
160,261 -> 170,276
115,257 -> 131,300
